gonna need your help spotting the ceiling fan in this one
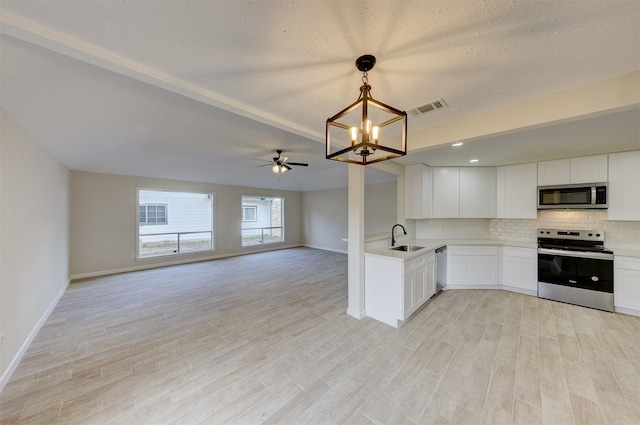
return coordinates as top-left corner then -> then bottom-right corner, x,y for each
255,149 -> 309,174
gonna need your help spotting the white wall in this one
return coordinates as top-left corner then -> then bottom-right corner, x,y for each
302,182 -> 398,252
364,182 -> 399,235
302,186 -> 348,252
70,171 -> 303,278
0,108 -> 70,391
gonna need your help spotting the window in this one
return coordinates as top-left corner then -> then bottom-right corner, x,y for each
242,206 -> 257,222
139,204 -> 167,225
241,196 -> 283,246
138,189 -> 214,258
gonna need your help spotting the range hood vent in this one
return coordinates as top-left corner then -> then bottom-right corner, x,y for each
409,97 -> 448,116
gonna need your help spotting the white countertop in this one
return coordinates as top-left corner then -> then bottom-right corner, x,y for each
365,238 -> 524,261
362,239 -> 640,261
365,240 -> 446,261
366,238 -> 640,260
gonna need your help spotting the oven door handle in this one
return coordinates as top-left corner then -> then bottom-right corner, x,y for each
537,248 -> 613,260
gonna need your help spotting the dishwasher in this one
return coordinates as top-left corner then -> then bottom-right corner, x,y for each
435,246 -> 447,291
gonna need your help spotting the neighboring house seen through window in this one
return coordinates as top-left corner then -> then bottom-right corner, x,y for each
242,205 -> 257,222
138,189 -> 214,258
241,196 -> 283,246
139,204 -> 167,225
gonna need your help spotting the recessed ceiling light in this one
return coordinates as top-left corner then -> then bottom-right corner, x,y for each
452,142 -> 463,147
469,159 -> 479,163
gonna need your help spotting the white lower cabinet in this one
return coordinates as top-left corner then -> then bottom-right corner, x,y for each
614,256 -> 640,316
365,250 -> 436,327
447,245 -> 499,289
502,246 -> 538,295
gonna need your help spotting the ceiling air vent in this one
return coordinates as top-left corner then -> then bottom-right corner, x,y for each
409,97 -> 448,116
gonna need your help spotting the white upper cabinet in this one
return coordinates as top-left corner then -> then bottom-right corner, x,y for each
432,167 -> 460,218
538,154 -> 608,185
497,163 -> 538,219
405,164 -> 432,219
608,150 -> 640,221
433,167 -> 496,218
432,167 -> 496,218
537,159 -> 570,185
570,154 -> 608,183
459,167 -> 497,218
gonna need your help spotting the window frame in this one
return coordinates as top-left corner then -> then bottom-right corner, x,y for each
137,188 -> 215,259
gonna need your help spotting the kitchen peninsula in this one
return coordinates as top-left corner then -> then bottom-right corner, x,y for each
365,239 -> 508,328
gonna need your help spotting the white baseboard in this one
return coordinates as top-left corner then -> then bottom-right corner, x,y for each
0,279 -> 69,393
303,244 -> 347,254
445,284 -> 503,290
615,306 -> 640,317
347,308 -> 366,319
70,244 -> 305,281
501,285 -> 538,297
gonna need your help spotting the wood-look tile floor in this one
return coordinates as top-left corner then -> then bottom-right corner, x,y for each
2,247 -> 640,425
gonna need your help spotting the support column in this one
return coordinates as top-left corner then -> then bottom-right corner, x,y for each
396,174 -> 405,224
347,163 -> 366,319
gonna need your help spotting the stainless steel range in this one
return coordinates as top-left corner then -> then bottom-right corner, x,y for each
537,228 -> 614,312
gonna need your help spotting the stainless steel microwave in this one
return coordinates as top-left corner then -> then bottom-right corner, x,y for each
537,183 -> 608,209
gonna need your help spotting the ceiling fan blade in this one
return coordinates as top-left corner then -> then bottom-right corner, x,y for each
283,164 -> 292,171
287,162 -> 309,166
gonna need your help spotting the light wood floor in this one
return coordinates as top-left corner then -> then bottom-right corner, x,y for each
1,247 -> 639,425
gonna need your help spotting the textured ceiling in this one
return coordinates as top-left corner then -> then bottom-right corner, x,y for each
1,1 -> 639,191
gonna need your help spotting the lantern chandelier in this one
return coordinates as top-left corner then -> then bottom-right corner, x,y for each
326,55 -> 407,165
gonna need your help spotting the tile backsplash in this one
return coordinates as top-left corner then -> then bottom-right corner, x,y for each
412,210 -> 639,250
492,210 -> 640,249
415,218 -> 491,240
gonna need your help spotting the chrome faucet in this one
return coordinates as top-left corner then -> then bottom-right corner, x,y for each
391,224 -> 407,246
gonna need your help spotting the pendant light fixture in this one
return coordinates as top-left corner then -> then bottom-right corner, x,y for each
326,55 -> 407,165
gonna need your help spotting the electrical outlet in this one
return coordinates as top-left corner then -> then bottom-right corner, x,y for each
0,332 -> 4,347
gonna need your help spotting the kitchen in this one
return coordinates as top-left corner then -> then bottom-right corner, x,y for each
363,151 -> 640,328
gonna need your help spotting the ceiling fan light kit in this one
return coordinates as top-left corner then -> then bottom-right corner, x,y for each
272,164 -> 289,174
264,150 -> 308,174
326,55 -> 407,165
